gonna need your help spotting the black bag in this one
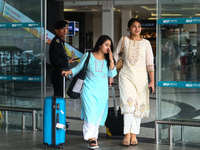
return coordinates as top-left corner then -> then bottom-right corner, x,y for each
105,85 -> 124,136
67,52 -> 90,99
105,107 -> 124,136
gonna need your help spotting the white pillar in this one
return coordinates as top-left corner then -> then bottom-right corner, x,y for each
121,9 -> 132,36
102,1 -> 114,40
197,24 -> 200,60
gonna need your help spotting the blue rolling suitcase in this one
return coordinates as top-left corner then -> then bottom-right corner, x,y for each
43,77 -> 66,149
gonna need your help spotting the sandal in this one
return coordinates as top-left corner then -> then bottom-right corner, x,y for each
122,140 -> 130,146
130,140 -> 138,146
130,134 -> 138,146
122,134 -> 130,146
88,140 -> 99,149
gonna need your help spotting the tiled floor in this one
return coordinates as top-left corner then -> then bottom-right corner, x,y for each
1,63 -> 200,149
1,131 -> 200,150
0,88 -> 199,150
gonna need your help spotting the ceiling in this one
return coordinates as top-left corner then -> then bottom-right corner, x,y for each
54,0 -> 200,20
61,0 -> 157,20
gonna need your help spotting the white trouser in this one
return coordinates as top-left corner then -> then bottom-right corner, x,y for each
124,113 -> 141,135
83,112 -> 103,141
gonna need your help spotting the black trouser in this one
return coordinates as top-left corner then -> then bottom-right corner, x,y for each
51,71 -> 66,97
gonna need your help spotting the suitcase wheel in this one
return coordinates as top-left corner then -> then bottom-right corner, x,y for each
59,144 -> 64,149
43,143 -> 48,149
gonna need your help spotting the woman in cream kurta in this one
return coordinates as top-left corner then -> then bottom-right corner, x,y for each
114,36 -> 154,117
113,18 -> 154,146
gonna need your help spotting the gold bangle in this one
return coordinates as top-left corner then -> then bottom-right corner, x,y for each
111,60 -> 114,62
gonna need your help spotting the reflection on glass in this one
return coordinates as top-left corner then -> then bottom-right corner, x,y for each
0,28 -> 41,76
0,0 -> 43,130
160,25 -> 199,82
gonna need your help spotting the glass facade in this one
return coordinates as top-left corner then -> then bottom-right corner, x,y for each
156,0 -> 200,146
0,0 -> 44,130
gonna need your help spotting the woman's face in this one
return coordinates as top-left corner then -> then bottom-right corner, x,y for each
99,39 -> 111,54
128,21 -> 142,36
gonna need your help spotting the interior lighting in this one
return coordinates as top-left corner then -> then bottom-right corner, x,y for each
142,5 -> 200,11
148,17 -> 157,20
64,8 -> 98,12
113,8 -> 121,12
64,9 -> 77,11
151,12 -> 182,16
91,9 -> 98,11
141,6 -> 156,11
181,7 -> 200,10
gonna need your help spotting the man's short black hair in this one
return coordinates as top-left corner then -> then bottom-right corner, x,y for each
54,20 -> 68,29
186,39 -> 191,43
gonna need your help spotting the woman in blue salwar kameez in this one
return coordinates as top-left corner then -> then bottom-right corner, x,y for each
62,35 -> 117,149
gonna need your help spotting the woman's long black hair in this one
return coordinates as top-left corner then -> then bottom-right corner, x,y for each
92,35 -> 115,69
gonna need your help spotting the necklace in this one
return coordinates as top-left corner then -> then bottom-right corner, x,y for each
129,36 -> 140,46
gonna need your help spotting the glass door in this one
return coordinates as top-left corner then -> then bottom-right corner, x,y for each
156,0 -> 200,146
0,0 -> 44,130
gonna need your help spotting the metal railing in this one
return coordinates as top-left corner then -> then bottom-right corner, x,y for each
155,120 -> 200,145
0,106 -> 41,131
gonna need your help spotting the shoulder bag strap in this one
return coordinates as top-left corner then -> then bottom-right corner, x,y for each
120,36 -> 125,53
84,52 -> 91,69
119,36 -> 125,58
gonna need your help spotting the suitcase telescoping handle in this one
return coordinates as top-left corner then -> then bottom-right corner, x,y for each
111,83 -> 118,117
63,76 -> 66,98
56,113 -> 59,130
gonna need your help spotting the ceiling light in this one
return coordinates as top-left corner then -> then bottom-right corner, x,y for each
64,8 -> 98,12
113,8 -> 121,12
91,9 -> 98,11
151,12 -> 182,16
148,18 -> 157,20
141,6 -> 156,11
181,7 -> 200,10
64,9 -> 77,11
